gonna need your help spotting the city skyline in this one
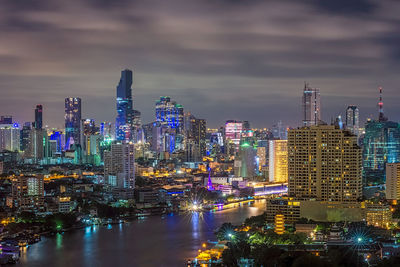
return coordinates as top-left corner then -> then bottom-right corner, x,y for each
1,1 -> 400,128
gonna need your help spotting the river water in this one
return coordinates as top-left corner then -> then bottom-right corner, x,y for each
17,200 -> 266,267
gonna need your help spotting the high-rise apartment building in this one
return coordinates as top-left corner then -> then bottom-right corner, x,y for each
65,97 -> 82,149
104,142 -> 135,189
269,140 -> 288,183
11,175 -> 44,210
345,105 -> 359,136
302,83 -> 321,126
386,163 -> 400,201
288,125 -> 362,202
116,69 -> 134,141
34,104 -> 43,130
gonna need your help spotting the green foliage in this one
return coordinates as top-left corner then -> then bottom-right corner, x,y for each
44,213 -> 77,231
216,223 -> 235,241
243,213 -> 266,228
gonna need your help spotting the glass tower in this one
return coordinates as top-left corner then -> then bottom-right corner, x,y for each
115,69 -> 133,141
155,96 -> 184,133
302,83 -> 321,126
65,97 -> 81,149
346,105 -> 359,136
34,105 -> 43,130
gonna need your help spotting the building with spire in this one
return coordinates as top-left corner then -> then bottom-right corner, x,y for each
363,87 -> 400,184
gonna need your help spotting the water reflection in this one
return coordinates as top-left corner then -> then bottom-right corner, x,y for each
19,200 -> 266,267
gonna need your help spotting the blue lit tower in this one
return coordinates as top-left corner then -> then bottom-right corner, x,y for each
65,97 -> 82,149
34,104 -> 43,130
363,87 -> 400,184
116,69 -> 134,141
155,96 -> 184,133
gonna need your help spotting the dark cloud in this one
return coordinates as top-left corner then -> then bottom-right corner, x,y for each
0,0 -> 399,128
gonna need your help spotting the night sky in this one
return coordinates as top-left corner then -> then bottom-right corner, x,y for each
1,0 -> 399,129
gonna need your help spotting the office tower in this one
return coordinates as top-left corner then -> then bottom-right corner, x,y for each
65,97 -> 82,149
0,116 -> 12,124
302,83 -> 321,126
82,119 -> 99,136
100,122 -> 113,138
20,122 -> 32,152
346,106 -> 359,136
235,142 -> 257,179
0,123 -> 20,151
269,140 -> 288,183
386,163 -> 400,201
11,175 -> 44,210
116,69 -> 134,141
225,120 -> 243,151
49,131 -> 64,153
155,96 -> 184,133
272,121 -> 287,140
185,114 -> 206,160
104,142 -> 135,189
363,87 -> 400,184
34,104 -> 43,130
288,125 -> 362,202
27,128 -> 48,162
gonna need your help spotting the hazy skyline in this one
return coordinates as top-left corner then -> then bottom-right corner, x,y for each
1,0 -> 400,128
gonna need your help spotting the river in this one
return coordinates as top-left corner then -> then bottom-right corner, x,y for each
16,200 -> 266,267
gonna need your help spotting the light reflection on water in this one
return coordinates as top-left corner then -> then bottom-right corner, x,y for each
18,200 -> 266,267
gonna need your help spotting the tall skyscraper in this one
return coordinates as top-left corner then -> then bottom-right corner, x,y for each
0,123 -> 20,151
155,96 -> 184,133
288,125 -> 362,202
346,105 -> 359,136
363,87 -> 400,184
65,97 -> 82,149
104,142 -> 135,189
225,120 -> 243,151
302,83 -> 321,126
116,69 -> 134,141
34,104 -> 43,130
269,140 -> 288,183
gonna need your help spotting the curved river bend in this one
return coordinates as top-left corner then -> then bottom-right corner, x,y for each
17,200 -> 266,267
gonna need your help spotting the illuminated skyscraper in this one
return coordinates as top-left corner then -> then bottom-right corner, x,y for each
155,96 -> 184,133
269,140 -> 288,183
302,83 -> 321,126
65,97 -> 81,149
346,105 -> 359,136
363,87 -> 400,184
225,120 -> 243,151
0,123 -> 20,151
288,125 -> 362,202
116,69 -> 134,141
34,105 -> 43,130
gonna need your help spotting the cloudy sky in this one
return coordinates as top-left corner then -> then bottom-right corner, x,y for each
1,0 -> 399,128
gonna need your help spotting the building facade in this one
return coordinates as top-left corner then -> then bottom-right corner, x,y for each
345,105 -> 359,136
288,125 -> 362,202
65,97 -> 82,149
302,84 -> 321,126
269,139 -> 288,183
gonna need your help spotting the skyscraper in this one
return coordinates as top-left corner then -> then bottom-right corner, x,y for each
34,104 -> 43,130
65,97 -> 82,149
225,120 -> 243,151
0,123 -> 20,151
269,140 -> 288,183
302,83 -> 321,126
363,87 -> 400,184
116,69 -> 134,141
155,96 -> 184,133
288,125 -> 362,202
346,105 -> 359,136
